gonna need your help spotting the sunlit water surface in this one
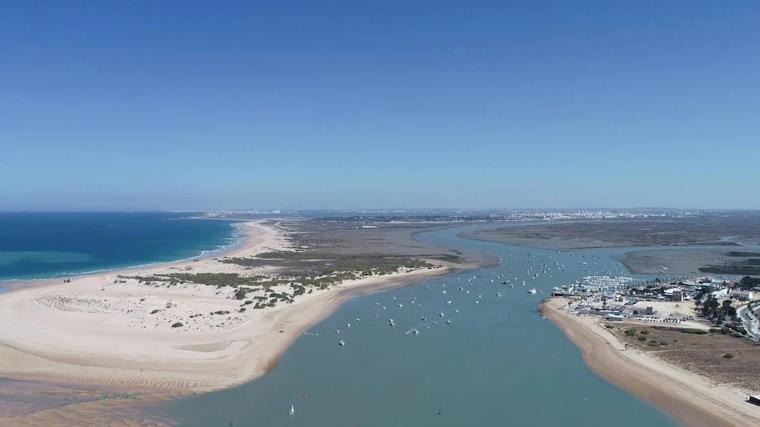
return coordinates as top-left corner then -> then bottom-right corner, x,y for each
158,224 -> 679,427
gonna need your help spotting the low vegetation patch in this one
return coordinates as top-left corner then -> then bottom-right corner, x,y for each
122,252 -> 440,313
651,326 -> 709,335
220,252 -> 435,277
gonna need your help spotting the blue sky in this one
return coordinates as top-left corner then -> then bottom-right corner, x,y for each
2,1 -> 759,210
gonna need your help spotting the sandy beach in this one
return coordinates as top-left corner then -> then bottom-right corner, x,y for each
0,221 -> 453,421
542,297 -> 760,427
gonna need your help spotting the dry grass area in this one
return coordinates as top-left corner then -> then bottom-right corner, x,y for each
283,219 -> 465,258
608,323 -> 760,392
465,212 -> 760,249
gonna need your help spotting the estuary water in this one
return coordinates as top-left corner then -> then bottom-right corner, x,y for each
0,212 -> 236,281
159,224 -> 678,427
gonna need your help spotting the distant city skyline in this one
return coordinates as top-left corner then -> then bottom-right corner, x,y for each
2,1 -> 759,210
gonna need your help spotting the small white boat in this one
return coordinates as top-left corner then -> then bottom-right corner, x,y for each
338,339 -> 345,346
528,288 -> 537,294
289,404 -> 295,415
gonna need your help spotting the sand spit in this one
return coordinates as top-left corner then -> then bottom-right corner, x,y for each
0,221 -> 454,425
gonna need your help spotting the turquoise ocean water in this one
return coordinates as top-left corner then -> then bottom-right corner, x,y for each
0,212 -> 236,282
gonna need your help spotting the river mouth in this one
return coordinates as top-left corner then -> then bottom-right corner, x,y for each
154,223 -> 678,427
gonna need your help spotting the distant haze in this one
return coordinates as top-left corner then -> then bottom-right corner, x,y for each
2,2 -> 759,210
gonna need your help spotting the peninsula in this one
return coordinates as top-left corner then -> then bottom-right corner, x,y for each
0,218 -> 475,424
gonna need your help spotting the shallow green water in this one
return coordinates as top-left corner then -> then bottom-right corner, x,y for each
159,224 -> 678,426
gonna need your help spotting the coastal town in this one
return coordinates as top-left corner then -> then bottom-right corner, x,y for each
552,275 -> 760,341
549,272 -> 760,416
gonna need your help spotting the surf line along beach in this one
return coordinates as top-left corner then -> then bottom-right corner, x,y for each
541,296 -> 760,427
0,221 -> 456,394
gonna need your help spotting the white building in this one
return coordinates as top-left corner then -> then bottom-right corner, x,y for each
730,290 -> 754,301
